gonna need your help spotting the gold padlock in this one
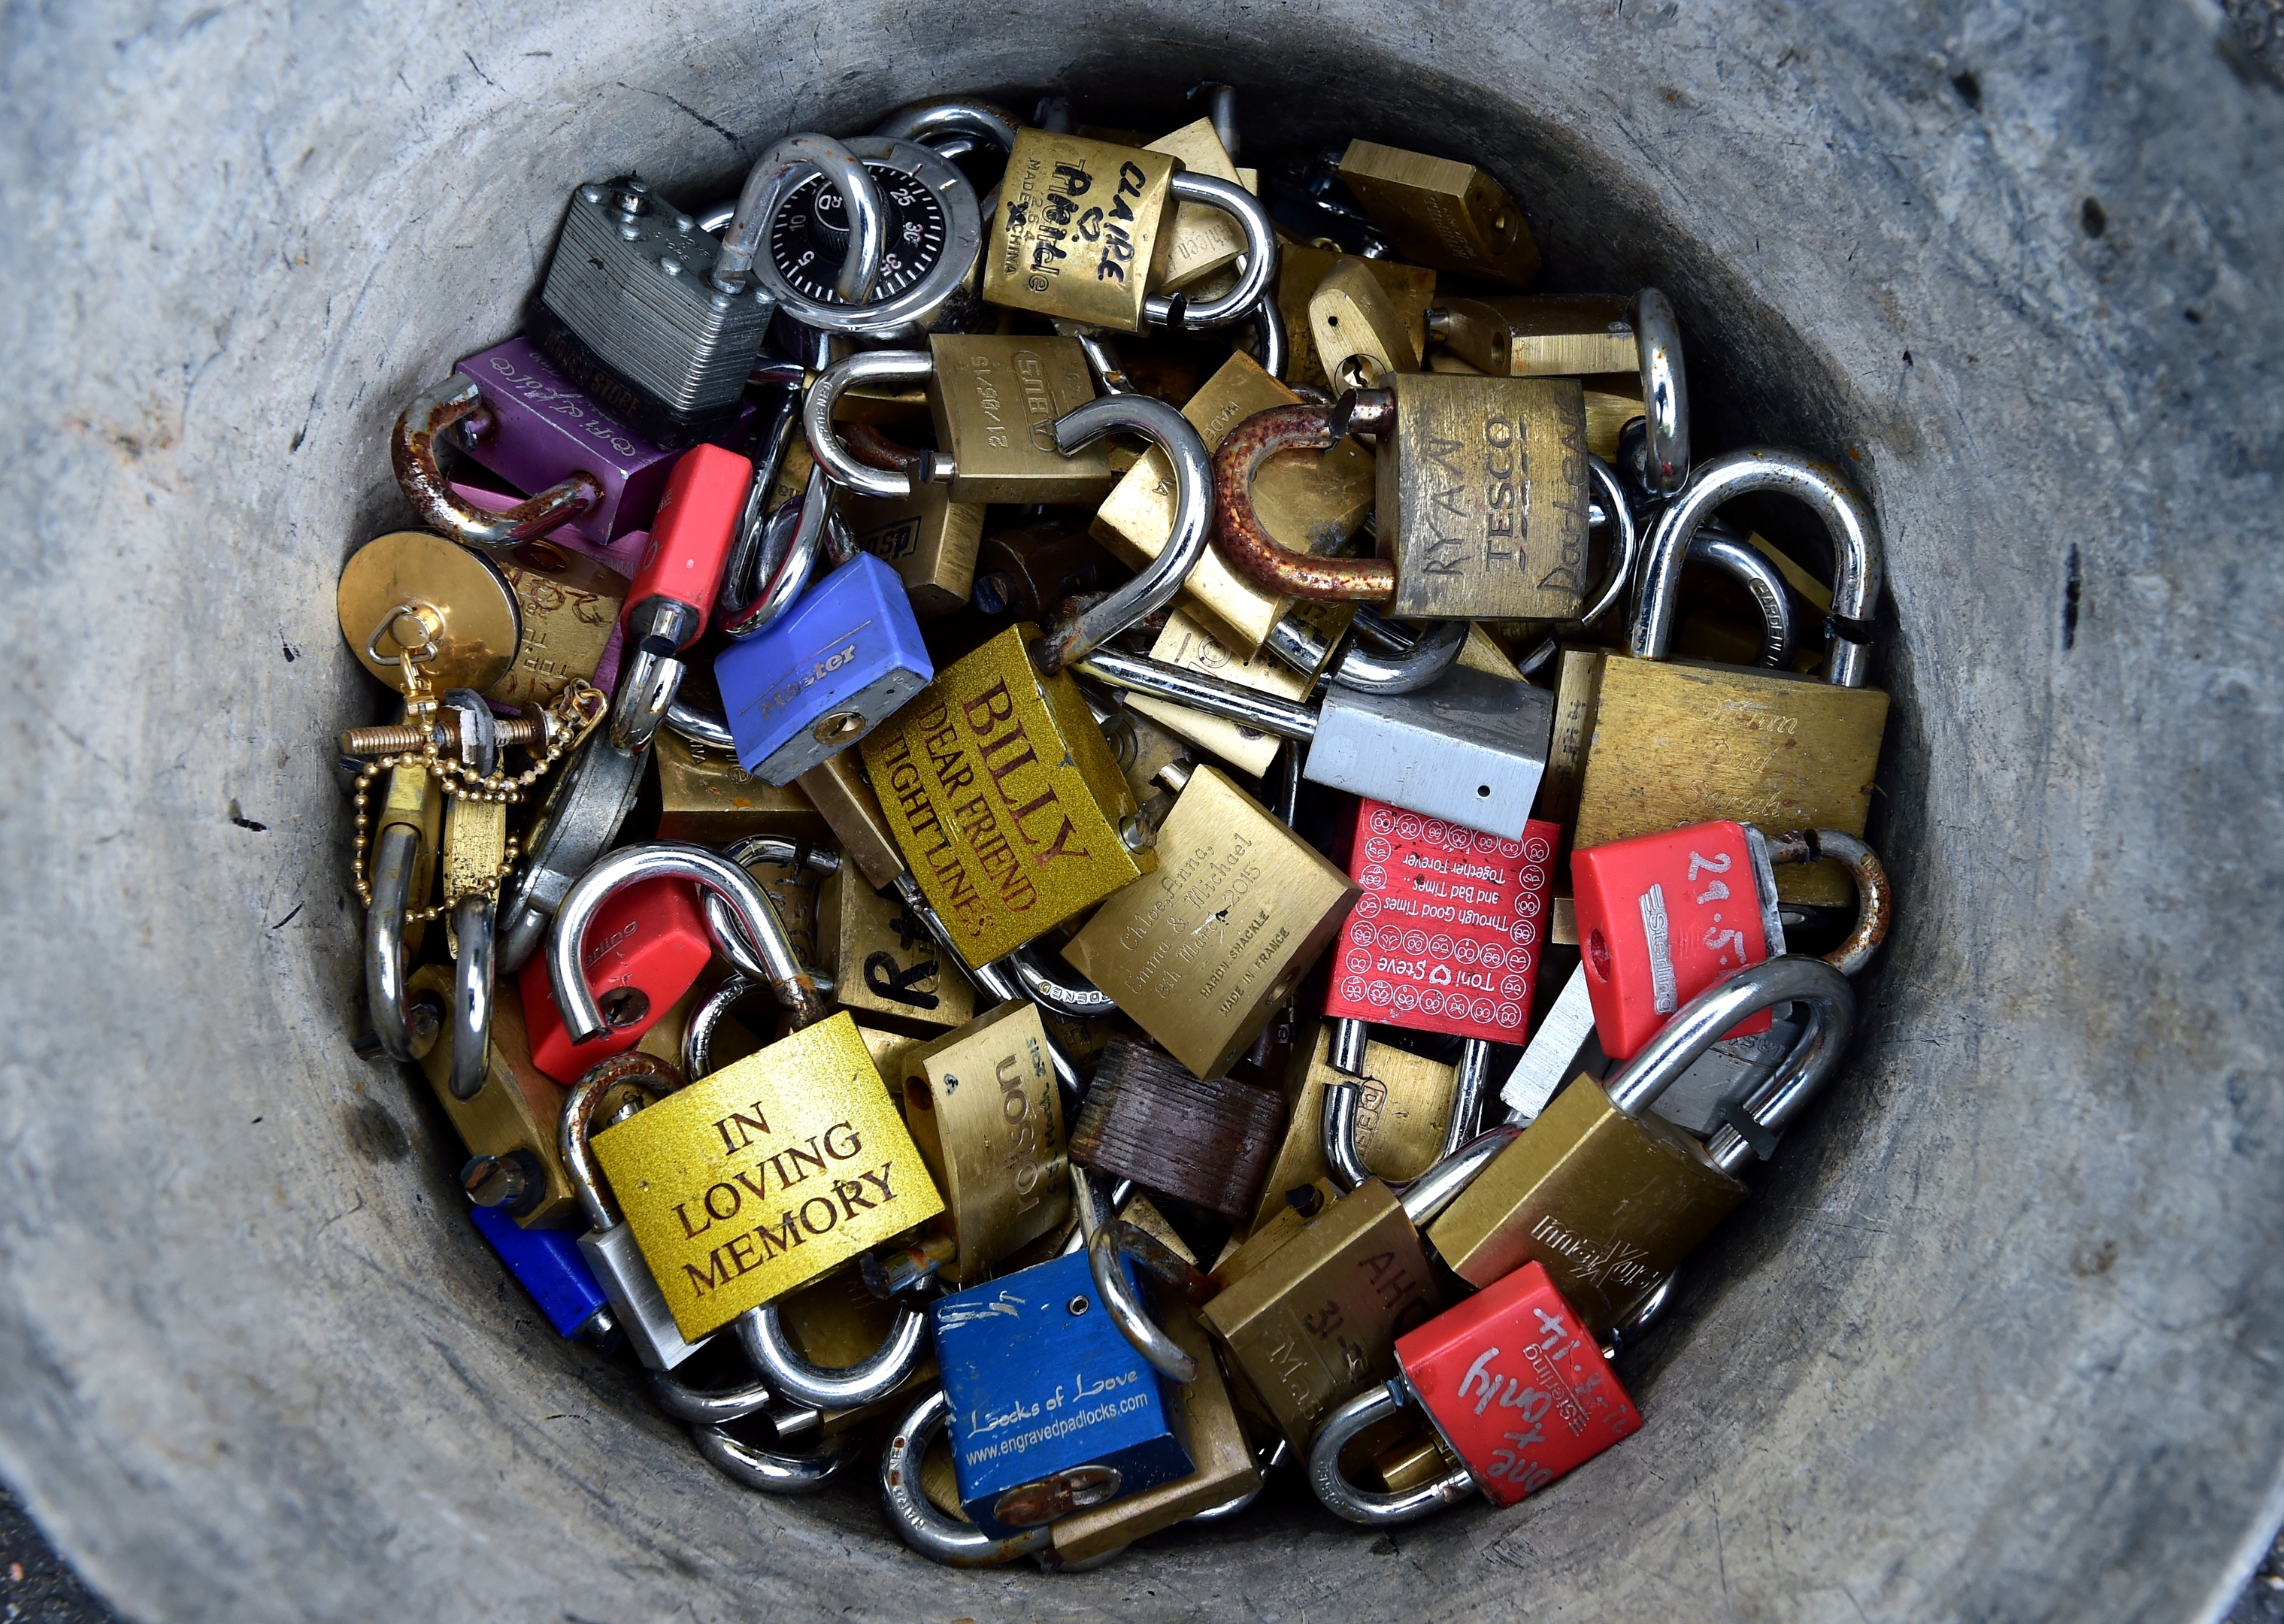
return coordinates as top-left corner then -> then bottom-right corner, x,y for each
817,861 -> 978,1033
483,539 -> 627,708
1428,294 -> 1637,377
1092,350 -> 1373,656
1062,765 -> 1358,1083
652,730 -> 832,846
1428,353 -> 1643,461
1334,140 -> 1541,288
925,335 -> 1116,504
1198,1177 -> 1441,1451
1244,1024 -> 1458,1236
335,530 -> 520,693
860,623 -> 1150,968
844,483 -> 984,620
1567,449 -> 1889,907
1277,242 -> 1435,394
795,750 -> 909,893
407,964 -> 580,1229
1123,610 -> 1313,779
587,1011 -> 946,1343
1309,256 -> 1424,392
1144,117 -> 1249,291
1214,372 -> 1592,623
899,1001 -> 1069,1283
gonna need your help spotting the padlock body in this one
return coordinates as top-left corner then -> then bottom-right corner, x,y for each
1334,141 -> 1542,287
862,624 -> 1149,967
577,1223 -> 704,1371
934,1249 -> 1192,1538
925,335 -> 1113,504
846,482 -> 984,619
1380,372 -> 1589,621
1201,1178 -> 1442,1451
622,443 -> 753,643
469,1202 -> 610,1339
650,729 -> 832,844
816,862 -> 977,1032
1571,819 -> 1780,1062
410,965 -> 580,1229
453,338 -> 684,542
1398,1261 -> 1641,1506
713,553 -> 932,786
1278,244 -> 1437,395
1426,1074 -> 1747,1332
1249,1025 -> 1459,1233
337,531 -> 520,693
980,132 -> 1177,331
535,184 -> 777,447
1304,665 -> 1556,840
517,876 -> 713,1083
1125,609 -> 1313,778
1064,765 -> 1359,1082
1569,653 -> 1891,908
483,539 -> 629,708
1068,1038 -> 1287,1220
588,1013 -> 944,1342
1325,803 -> 1559,1045
1434,295 -> 1638,378
1144,117 -> 1248,289
900,1001 -> 1070,1283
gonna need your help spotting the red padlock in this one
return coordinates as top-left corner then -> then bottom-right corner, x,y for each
1571,819 -> 1785,1062
1322,801 -> 1562,1044
622,442 -> 753,649
1308,1260 -> 1642,1522
517,876 -> 713,1082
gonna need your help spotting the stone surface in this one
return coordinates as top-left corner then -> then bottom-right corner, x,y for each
1,2 -> 2280,1620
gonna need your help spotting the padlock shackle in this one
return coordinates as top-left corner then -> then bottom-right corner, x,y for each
1211,399 -> 1398,604
363,822 -> 425,1064
698,837 -> 841,1004
446,892 -> 495,1102
1706,977 -> 1854,1175
1140,173 -> 1278,332
559,1052 -> 685,1232
1030,395 -> 1215,674
693,1421 -> 862,1495
1764,826 -> 1893,975
1307,1377 -> 1477,1526
1327,615 -> 1468,695
1632,288 -> 1690,497
1072,647 -> 1319,741
1603,955 -> 1855,1121
1631,448 -> 1883,689
1074,1167 -> 1201,1384
878,1389 -> 1056,1567
496,734 -> 650,975
1005,941 -> 1118,1020
712,132 -> 886,301
1320,1041 -> 1495,1198
1689,521 -> 1801,668
714,383 -> 807,640
736,1298 -> 931,1411
719,462 -> 836,641
546,842 -> 827,1046
648,1366 -> 777,1426
870,97 -> 1022,155
391,373 -> 601,550
805,350 -> 936,501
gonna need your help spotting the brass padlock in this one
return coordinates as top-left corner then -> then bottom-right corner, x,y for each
1427,294 -> 1637,378
1143,117 -> 1250,292
1568,449 -> 1889,906
1244,1024 -> 1458,1236
359,733 -> 444,1063
1068,1038 -> 1285,1220
588,1010 -> 947,1344
817,860 -> 978,1033
1062,765 -> 1358,1083
1309,256 -> 1424,392
795,750 -> 909,892
1092,349 -> 1373,657
483,538 -> 628,708
844,481 -> 985,619
1214,374 -> 1592,623
1334,141 -> 1540,288
1427,956 -> 1852,1333
1198,1176 -> 1442,1451
1277,242 -> 1435,395
979,129 -> 1277,332
652,729 -> 832,845
1122,609 -> 1315,778
899,1000 -> 1070,1283
406,964 -> 580,1229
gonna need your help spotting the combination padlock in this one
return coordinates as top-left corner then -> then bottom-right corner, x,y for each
712,552 -> 933,786
612,443 -> 755,752
977,128 -> 1277,334
1066,1037 -> 1286,1220
1427,956 -> 1855,1331
1060,764 -> 1358,1083
1213,373 -> 1592,623
1572,819 -> 1892,1062
517,873 -> 715,1085
1332,140 -> 1541,287
1307,1260 -> 1640,1525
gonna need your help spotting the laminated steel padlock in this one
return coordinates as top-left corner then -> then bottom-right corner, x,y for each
1426,294 -> 1637,379
1247,1024 -> 1461,1234
1277,242 -> 1436,395
1322,803 -> 1561,1047
336,530 -> 520,692
899,1001 -> 1070,1284
587,1008 -> 943,1345
519,875 -> 713,1084
1307,1260 -> 1640,1524
1198,1176 -> 1442,1451
1332,141 -> 1540,287
1068,1038 -> 1286,1220
532,144 -> 877,446
1061,765 -> 1358,1082
1091,350 -> 1372,659
931,1247 -> 1192,1538
1309,256 -> 1424,392
845,482 -> 984,618
817,857 -> 980,1033
651,729 -> 832,845
978,128 -> 1277,333
1427,955 -> 1855,1331
407,962 -> 578,1229
1213,374 -> 1592,623
712,552 -> 932,786
1568,448 -> 1889,907
1572,820 -> 1893,1062
468,1201 -> 614,1342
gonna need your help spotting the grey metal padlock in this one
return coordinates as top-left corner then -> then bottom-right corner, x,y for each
559,1055 -> 706,1373
1644,1008 -> 1807,1138
495,731 -> 647,974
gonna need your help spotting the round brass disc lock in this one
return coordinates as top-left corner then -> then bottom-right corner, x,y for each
337,529 -> 521,692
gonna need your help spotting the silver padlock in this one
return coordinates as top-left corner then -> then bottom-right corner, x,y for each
560,1053 -> 706,1372
495,731 -> 647,974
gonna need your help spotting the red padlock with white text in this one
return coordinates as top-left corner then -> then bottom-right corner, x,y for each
518,876 -> 713,1082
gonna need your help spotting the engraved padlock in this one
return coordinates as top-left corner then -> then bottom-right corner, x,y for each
817,856 -> 980,1032
1307,1260 -> 1640,1525
1214,374 -> 1592,623
483,539 -> 629,710
1332,141 -> 1540,288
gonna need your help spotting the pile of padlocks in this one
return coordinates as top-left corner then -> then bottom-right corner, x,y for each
337,83 -> 1893,1566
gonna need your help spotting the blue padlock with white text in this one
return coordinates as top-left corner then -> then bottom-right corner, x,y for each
714,552 -> 932,786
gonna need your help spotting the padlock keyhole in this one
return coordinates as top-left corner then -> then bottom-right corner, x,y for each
598,986 -> 652,1029
1477,783 -> 1492,798
1586,928 -> 1612,983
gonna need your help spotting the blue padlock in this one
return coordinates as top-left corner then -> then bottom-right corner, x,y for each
469,1202 -> 615,1342
714,552 -> 932,786
931,1247 -> 1192,1538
